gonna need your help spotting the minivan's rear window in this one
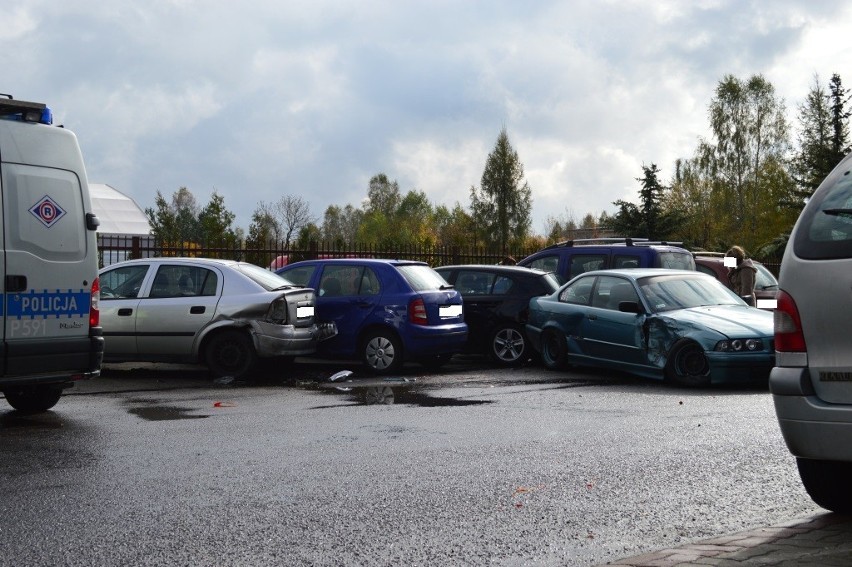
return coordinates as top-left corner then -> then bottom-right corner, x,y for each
794,165 -> 852,259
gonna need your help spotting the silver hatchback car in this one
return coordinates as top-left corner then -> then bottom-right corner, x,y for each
99,258 -> 332,379
771,152 -> 852,513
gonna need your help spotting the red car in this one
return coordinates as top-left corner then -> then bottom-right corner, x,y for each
693,253 -> 779,308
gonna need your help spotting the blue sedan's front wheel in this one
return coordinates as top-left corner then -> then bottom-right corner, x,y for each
540,329 -> 567,370
665,340 -> 710,388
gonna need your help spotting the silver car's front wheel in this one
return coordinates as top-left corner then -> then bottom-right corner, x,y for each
362,331 -> 402,374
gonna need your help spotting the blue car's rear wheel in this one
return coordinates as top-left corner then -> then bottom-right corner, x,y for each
540,329 -> 567,370
665,340 -> 710,387
362,330 -> 403,374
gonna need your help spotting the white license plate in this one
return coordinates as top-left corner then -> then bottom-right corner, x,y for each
439,304 -> 462,318
297,306 -> 315,318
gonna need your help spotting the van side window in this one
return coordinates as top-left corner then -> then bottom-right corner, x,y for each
613,255 -> 640,269
569,255 -> 607,278
527,255 -> 559,273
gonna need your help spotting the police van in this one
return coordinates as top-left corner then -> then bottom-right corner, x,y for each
0,96 -> 104,412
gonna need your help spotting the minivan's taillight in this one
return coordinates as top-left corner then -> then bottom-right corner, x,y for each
774,290 -> 805,353
90,276 -> 100,328
409,298 -> 428,325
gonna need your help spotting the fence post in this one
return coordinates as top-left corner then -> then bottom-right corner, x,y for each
131,236 -> 140,260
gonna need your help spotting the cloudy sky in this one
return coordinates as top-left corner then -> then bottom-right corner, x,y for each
4,0 -> 851,235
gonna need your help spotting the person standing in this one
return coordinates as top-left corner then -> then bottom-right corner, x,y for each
725,245 -> 757,306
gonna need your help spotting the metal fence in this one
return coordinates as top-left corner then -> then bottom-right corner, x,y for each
97,234 -> 784,275
96,235 -> 536,269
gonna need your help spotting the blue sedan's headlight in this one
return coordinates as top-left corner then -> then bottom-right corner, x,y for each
714,339 -> 764,352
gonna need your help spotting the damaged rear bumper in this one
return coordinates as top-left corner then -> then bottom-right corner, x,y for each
249,321 -> 338,357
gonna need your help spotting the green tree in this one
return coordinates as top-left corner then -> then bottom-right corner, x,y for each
322,204 -> 363,246
198,192 -> 238,246
610,164 -> 680,241
703,74 -> 792,248
791,73 -> 850,204
434,203 -> 474,248
470,128 -> 532,251
145,187 -> 201,244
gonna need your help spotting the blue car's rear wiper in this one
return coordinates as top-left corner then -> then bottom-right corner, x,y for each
823,208 -> 852,216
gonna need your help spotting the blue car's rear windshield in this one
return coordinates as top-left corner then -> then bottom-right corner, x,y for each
639,275 -> 742,312
397,265 -> 448,291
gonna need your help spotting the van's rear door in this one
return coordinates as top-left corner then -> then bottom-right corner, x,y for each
0,120 -> 97,377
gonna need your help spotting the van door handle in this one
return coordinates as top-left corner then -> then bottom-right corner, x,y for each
5,275 -> 26,292
190,306 -> 206,314
117,308 -> 133,316
587,314 -> 598,321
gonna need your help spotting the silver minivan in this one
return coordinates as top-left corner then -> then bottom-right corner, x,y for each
770,151 -> 852,513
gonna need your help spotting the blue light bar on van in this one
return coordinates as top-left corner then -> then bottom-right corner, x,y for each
40,106 -> 53,125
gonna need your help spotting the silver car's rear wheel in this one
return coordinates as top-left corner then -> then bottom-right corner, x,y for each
205,330 -> 257,380
362,330 -> 402,374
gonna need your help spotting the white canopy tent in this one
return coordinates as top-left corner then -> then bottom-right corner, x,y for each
90,184 -> 152,265
90,183 -> 151,236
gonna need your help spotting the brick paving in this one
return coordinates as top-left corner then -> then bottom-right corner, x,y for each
605,513 -> 852,566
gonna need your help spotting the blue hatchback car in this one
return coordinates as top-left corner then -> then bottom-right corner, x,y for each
277,259 -> 467,373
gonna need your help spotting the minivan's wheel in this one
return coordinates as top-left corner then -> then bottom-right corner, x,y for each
540,329 -> 567,370
665,340 -> 710,387
797,458 -> 852,513
205,330 -> 257,380
490,325 -> 528,366
3,386 -> 63,413
362,330 -> 402,374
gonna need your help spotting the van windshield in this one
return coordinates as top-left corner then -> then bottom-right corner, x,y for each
655,252 -> 696,270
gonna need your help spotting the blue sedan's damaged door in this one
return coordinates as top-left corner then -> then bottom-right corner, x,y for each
578,276 -> 649,367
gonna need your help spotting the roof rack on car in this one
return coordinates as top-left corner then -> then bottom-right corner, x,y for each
544,237 -> 649,250
632,240 -> 684,247
0,95 -> 53,125
692,251 -> 725,257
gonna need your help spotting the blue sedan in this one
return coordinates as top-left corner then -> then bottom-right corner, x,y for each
526,269 -> 775,387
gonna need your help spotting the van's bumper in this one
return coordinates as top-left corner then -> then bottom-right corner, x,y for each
0,332 -> 104,388
770,366 -> 852,462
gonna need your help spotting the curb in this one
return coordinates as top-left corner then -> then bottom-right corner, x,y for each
605,513 -> 852,566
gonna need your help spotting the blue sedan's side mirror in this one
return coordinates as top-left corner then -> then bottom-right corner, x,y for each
618,301 -> 643,314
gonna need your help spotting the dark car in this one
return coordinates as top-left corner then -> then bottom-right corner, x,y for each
526,269 -> 774,387
277,259 -> 467,373
517,237 -> 695,283
434,265 -> 561,366
693,252 -> 779,308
